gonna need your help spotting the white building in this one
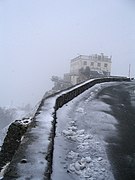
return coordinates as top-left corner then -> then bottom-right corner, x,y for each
70,53 -> 112,85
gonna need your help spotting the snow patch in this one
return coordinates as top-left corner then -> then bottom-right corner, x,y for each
0,162 -> 10,180
61,111 -> 114,179
76,107 -> 84,113
67,151 -> 79,160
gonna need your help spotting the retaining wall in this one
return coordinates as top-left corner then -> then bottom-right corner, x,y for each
55,77 -> 130,110
45,76 -> 131,178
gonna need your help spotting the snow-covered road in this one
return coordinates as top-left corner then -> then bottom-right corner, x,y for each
52,83 -> 117,180
52,81 -> 135,180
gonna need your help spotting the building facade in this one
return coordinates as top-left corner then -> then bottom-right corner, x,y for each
70,53 -> 112,85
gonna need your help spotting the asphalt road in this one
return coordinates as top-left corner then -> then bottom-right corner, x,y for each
96,81 -> 135,180
52,81 -> 135,180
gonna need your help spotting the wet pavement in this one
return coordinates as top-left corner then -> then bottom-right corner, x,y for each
52,81 -> 135,180
97,81 -> 135,180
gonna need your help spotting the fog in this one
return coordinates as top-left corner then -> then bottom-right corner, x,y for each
0,0 -> 135,107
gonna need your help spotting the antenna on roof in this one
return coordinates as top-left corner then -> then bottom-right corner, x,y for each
128,64 -> 131,78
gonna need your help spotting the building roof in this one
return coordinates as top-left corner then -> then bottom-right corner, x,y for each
71,53 -> 112,63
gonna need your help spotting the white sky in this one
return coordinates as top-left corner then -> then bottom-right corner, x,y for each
0,0 -> 135,107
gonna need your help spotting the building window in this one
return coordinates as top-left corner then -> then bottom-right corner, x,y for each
91,62 -> 94,66
98,55 -> 101,60
83,61 -> 87,65
97,63 -> 101,67
104,63 -> 108,67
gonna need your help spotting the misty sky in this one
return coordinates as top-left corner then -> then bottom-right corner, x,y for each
0,0 -> 135,107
